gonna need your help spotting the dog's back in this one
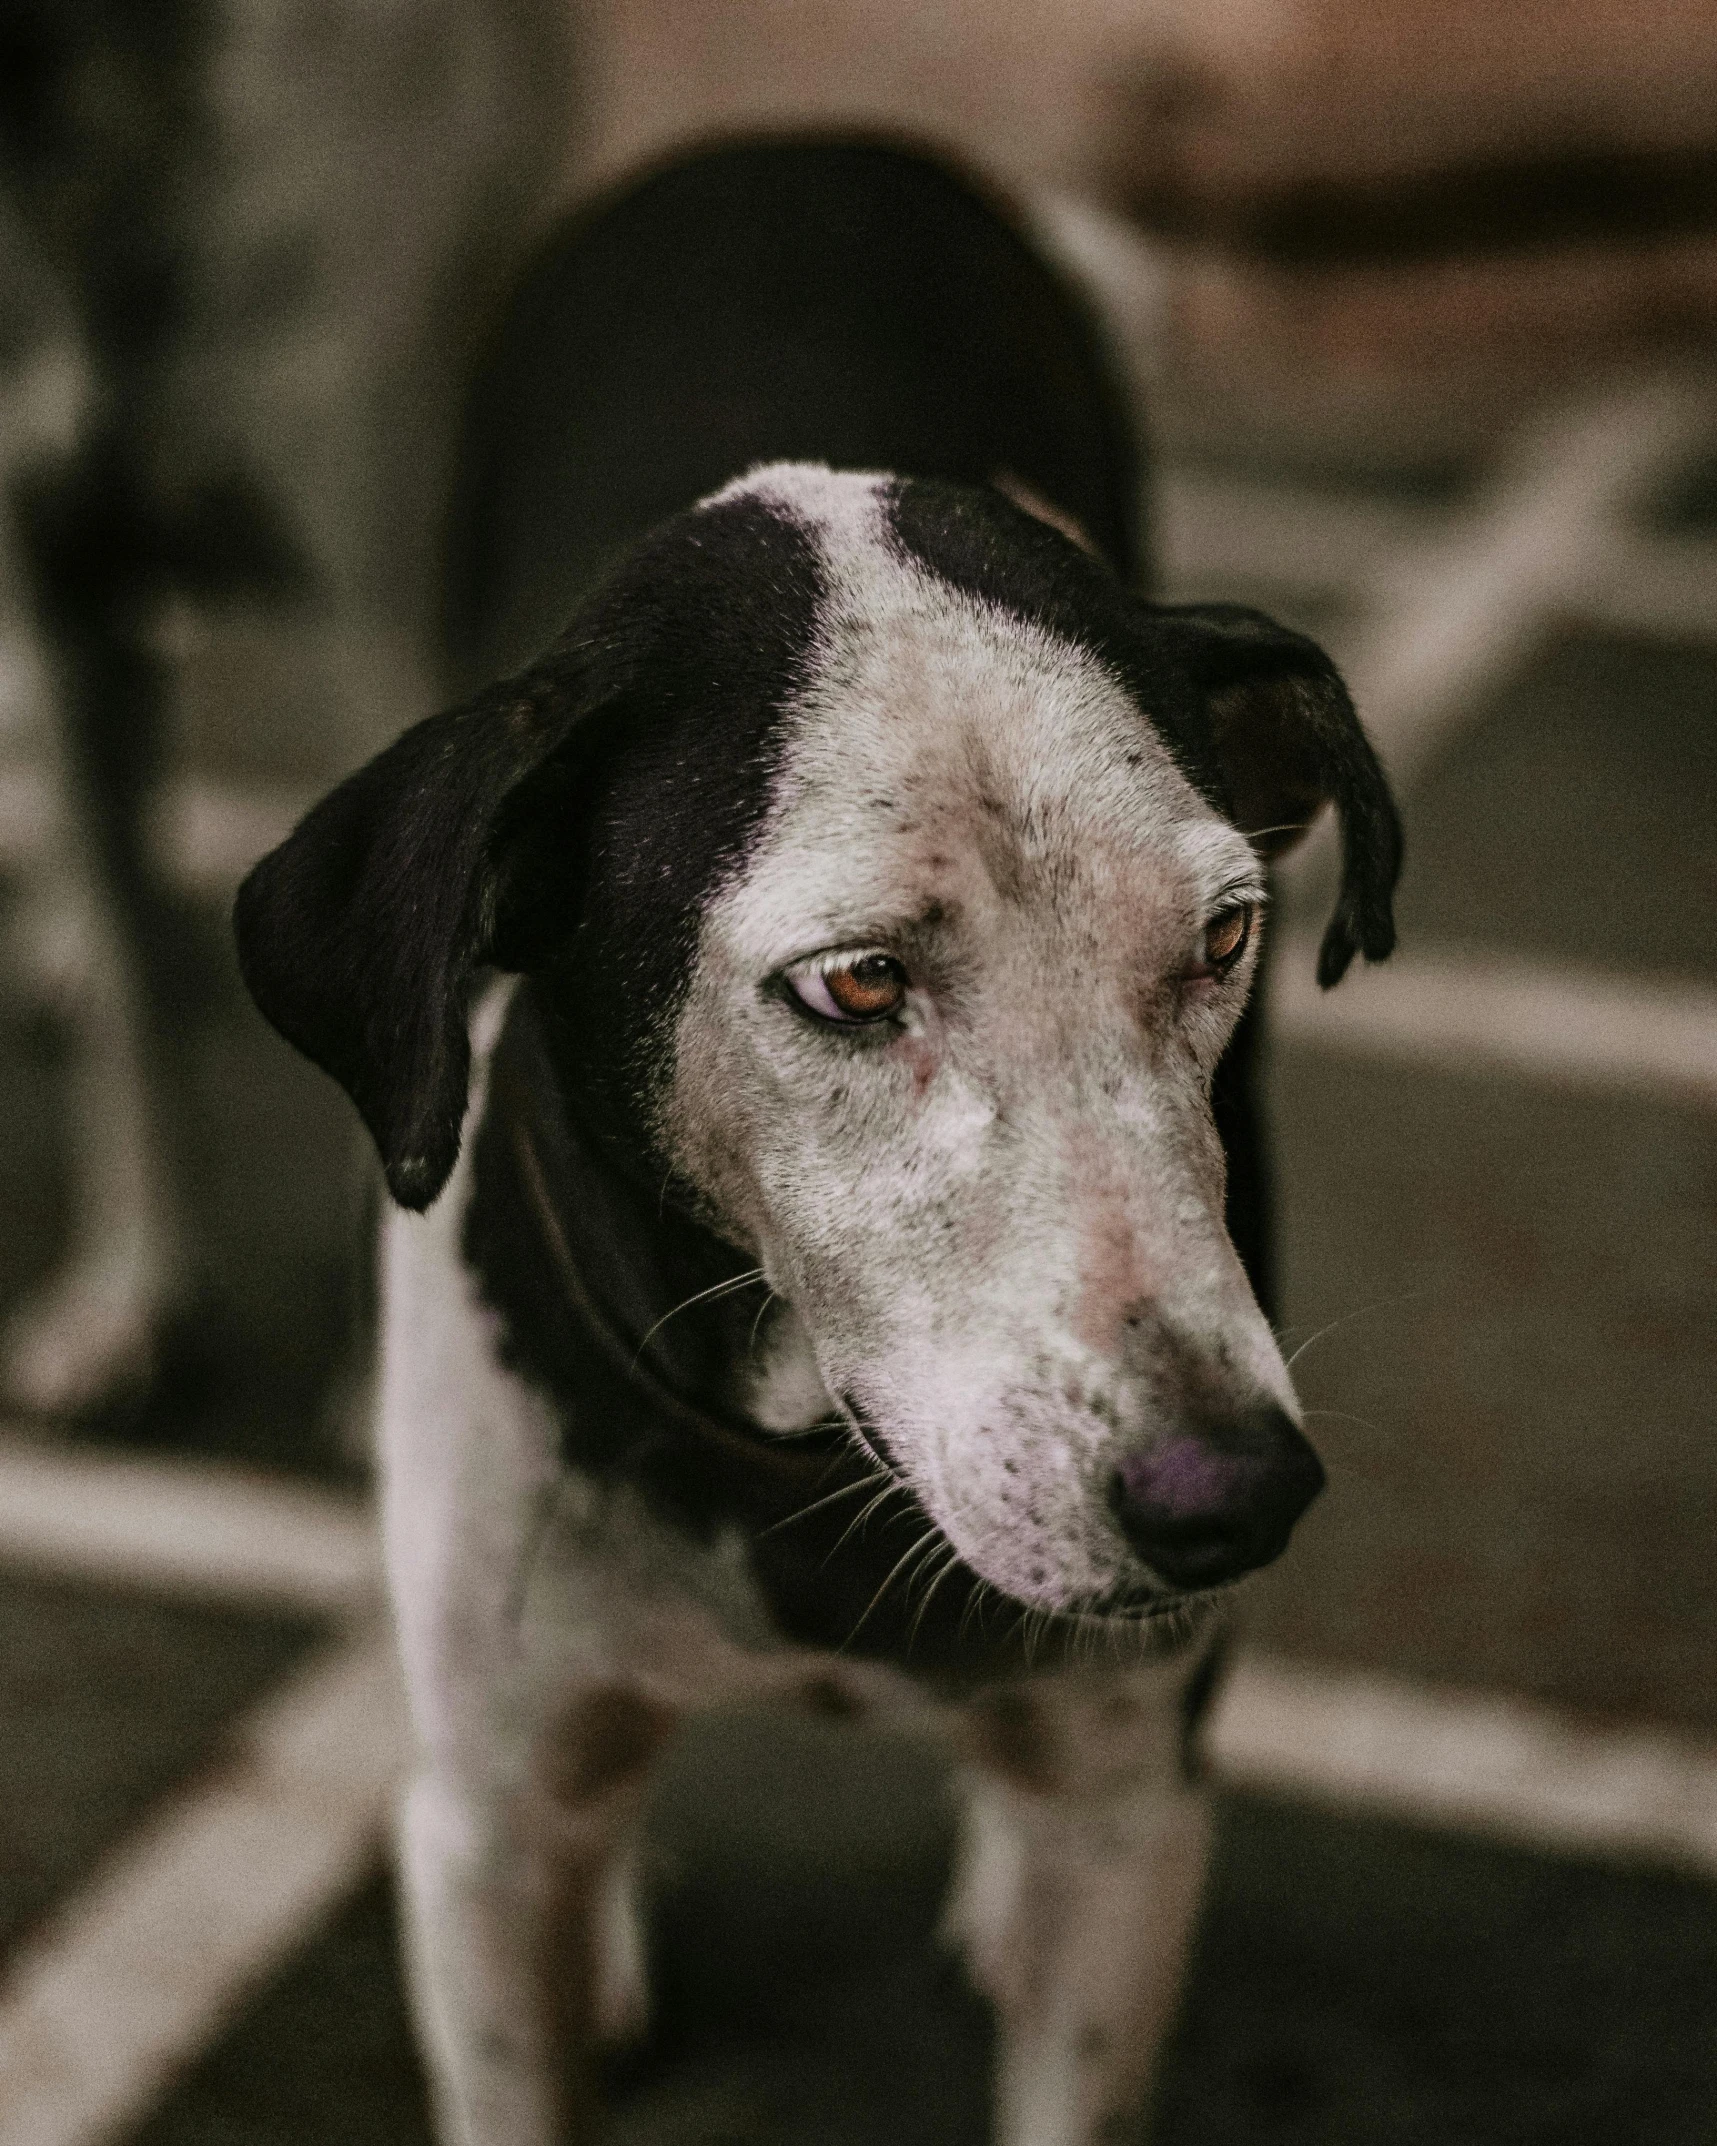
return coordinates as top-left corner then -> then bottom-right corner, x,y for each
444,138 -> 1143,686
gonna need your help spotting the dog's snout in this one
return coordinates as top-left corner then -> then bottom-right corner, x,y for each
1108,1406 -> 1325,1591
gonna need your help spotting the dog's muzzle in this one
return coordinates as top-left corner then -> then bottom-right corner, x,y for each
1108,1406 -> 1325,1591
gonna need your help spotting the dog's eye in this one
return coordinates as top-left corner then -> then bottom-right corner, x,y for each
1200,905 -> 1253,973
786,952 -> 909,1024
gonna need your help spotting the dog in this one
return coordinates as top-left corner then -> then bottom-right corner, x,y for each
235,138 -> 1400,2146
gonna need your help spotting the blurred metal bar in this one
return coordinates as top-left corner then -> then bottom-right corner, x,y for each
0,775 -> 316,893
1212,1654 -> 1717,1878
145,777 -> 320,902
1272,940 -> 1717,1107
1161,382 -> 1717,703
1157,470 -> 1435,606
0,1434 -> 380,1615
1583,529 -> 1717,643
0,1626 -> 406,2146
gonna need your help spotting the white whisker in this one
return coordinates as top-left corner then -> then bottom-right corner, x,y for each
907,1542 -> 964,1649
631,1267 -> 766,1366
1282,1286 -> 1436,1373
823,1478 -> 911,1563
746,1288 -> 780,1357
758,1467 -> 892,1540
843,1524 -> 943,1648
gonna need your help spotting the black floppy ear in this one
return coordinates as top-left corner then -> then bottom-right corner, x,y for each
233,648 -> 602,1211
1158,603 -> 1402,988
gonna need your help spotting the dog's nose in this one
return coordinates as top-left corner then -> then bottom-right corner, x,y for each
1108,1407 -> 1325,1590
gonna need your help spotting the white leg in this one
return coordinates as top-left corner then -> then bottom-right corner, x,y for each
399,1767 -> 560,2146
947,1686 -> 1212,2146
377,1005 -> 681,2142
398,1685 -> 673,2146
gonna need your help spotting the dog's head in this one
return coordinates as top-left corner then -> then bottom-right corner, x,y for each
237,465 -> 1399,1617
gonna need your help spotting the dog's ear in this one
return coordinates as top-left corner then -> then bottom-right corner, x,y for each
1157,602 -> 1402,987
233,649 -> 607,1212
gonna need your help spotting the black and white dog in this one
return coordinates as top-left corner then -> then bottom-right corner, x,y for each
237,139 -> 1400,2146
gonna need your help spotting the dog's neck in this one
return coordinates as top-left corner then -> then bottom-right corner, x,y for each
475,983 -> 833,1468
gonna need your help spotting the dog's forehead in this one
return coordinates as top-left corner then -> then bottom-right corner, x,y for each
702,465 -> 1246,957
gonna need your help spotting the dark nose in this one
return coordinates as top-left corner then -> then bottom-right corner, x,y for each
1108,1407 -> 1325,1591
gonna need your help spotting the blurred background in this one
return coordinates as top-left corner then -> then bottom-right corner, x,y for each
0,2 -> 1713,2140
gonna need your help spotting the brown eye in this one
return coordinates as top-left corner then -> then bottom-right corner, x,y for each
1202,905 -> 1253,971
787,951 -> 909,1024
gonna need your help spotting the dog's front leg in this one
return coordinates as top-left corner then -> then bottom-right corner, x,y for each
947,1685 -> 1211,2146
398,1685 -> 676,2146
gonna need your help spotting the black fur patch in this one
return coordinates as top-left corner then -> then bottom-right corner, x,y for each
885,476 -> 1231,796
504,495 -> 823,1161
234,491 -> 823,1209
1212,989 -> 1273,1317
884,479 -> 1402,986
446,136 -> 1143,684
465,990 -> 773,1538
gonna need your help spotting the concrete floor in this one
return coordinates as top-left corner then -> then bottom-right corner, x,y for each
116,1710 -> 1717,2146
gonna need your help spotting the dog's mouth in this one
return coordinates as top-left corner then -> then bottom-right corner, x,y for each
1076,1575 -> 1221,1623
958,1575 -> 1225,1668
829,1392 -> 1227,1639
